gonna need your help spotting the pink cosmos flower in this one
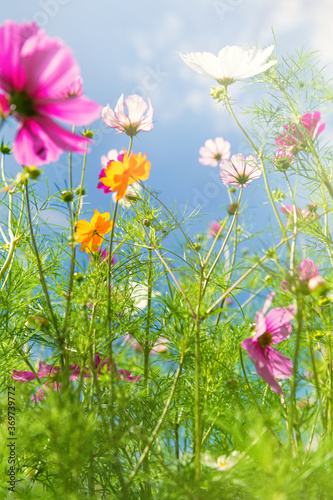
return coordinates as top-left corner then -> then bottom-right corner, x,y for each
0,21 -> 102,167
275,111 -> 325,154
199,137 -> 231,167
281,259 -> 322,293
12,354 -> 140,401
220,153 -> 261,188
242,292 -> 294,396
208,221 -> 223,239
98,149 -> 125,194
102,94 -> 153,136
123,334 -> 169,355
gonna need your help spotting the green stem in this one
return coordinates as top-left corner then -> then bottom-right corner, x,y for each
107,199 -> 118,432
289,296 -> 302,452
25,182 -> 60,340
123,346 -> 187,491
194,268 -> 204,484
202,188 -> 242,298
143,230 -> 153,499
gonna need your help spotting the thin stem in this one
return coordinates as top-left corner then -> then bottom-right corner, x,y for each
107,199 -> 118,432
143,229 -> 153,499
223,92 -> 290,249
239,347 -> 262,413
203,215 -> 229,267
289,295 -> 302,452
25,182 -> 60,340
75,144 -> 88,220
202,188 -> 242,298
284,172 -> 297,272
123,347 -> 187,491
153,247 -> 196,319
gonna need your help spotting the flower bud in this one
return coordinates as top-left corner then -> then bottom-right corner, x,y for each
0,140 -> 12,155
82,129 -> 94,138
76,187 -> 86,196
60,190 -> 74,203
228,202 -> 239,216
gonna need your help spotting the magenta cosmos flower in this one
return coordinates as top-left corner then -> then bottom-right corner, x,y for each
220,153 -> 261,188
102,94 -> 153,136
275,111 -> 325,155
242,293 -> 294,396
0,21 -> 101,167
12,354 -> 140,401
199,137 -> 231,167
98,149 -> 125,194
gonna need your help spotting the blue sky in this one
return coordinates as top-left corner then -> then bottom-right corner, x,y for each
1,0 -> 332,236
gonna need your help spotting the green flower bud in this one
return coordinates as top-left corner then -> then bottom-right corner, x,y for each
60,190 -> 74,203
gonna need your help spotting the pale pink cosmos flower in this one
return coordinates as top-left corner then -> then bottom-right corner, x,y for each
220,153 -> 261,188
102,94 -> 153,136
275,111 -> 325,154
123,334 -> 169,355
281,259 -> 323,293
242,292 -> 294,396
0,21 -> 101,167
199,137 -> 231,167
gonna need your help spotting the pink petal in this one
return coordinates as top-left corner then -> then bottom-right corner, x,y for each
261,292 -> 275,315
36,95 -> 102,125
267,346 -> 293,379
265,307 -> 294,343
21,29 -> 80,98
11,370 -> 36,382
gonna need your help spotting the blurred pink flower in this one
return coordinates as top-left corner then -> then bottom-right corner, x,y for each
220,153 -> 261,188
274,148 -> 294,171
275,111 -> 325,154
64,76 -> 83,97
242,292 -> 294,396
89,248 -> 116,265
12,354 -> 140,401
199,137 -> 231,167
281,259 -> 323,294
0,21 -> 101,166
123,334 -> 168,355
102,94 -> 153,136
280,205 -> 317,226
208,221 -> 223,239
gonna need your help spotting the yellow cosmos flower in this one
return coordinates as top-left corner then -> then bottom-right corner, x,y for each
99,151 -> 151,201
74,209 -> 113,253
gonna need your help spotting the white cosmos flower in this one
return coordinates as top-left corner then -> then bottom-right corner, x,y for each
112,182 -> 142,208
179,45 -> 276,86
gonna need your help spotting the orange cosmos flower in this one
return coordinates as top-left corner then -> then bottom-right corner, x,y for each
99,151 -> 151,201
74,209 -> 113,253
